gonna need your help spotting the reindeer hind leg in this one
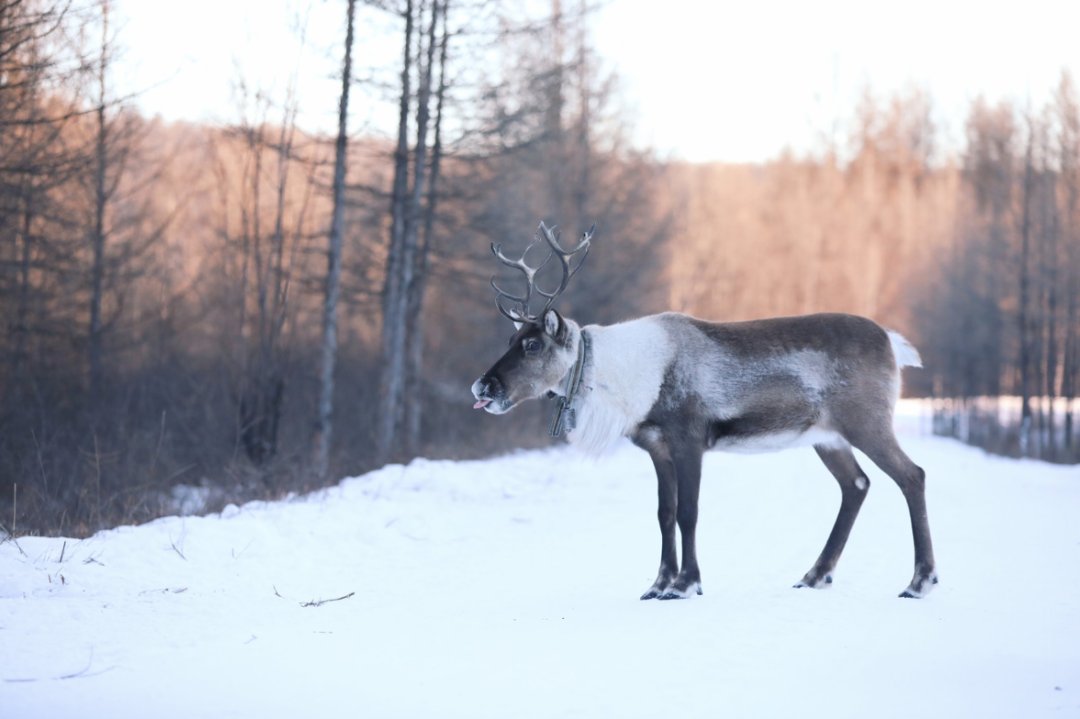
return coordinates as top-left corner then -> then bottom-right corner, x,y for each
848,425 -> 938,598
796,443 -> 870,589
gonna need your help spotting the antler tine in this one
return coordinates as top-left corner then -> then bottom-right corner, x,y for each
488,223 -> 594,324
537,221 -> 591,255
534,222 -> 592,311
490,240 -> 554,322
493,292 -> 525,323
491,241 -> 554,281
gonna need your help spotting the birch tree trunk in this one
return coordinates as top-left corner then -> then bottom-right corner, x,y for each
405,0 -> 449,454
377,0 -> 415,463
313,0 -> 356,481
1018,117 -> 1035,455
1043,161 -> 1059,458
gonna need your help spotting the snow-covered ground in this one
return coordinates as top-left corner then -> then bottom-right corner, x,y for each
2,402 -> 1078,718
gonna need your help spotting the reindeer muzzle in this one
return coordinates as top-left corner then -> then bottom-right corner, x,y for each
471,375 -> 505,413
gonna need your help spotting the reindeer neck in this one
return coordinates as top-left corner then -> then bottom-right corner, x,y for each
565,316 -> 675,453
549,323 -> 590,437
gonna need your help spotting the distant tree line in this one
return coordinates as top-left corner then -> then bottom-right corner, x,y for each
0,0 -> 673,535
670,80 -> 1079,463
670,87 -> 951,335
917,77 -> 1080,462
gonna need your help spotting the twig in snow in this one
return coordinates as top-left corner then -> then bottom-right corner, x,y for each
138,587 -> 187,596
3,647 -> 115,683
168,529 -> 186,560
167,521 -> 188,560
300,591 -> 355,608
58,541 -> 66,563
169,539 -> 186,560
59,648 -> 100,680
0,518 -> 28,558
231,539 -> 254,559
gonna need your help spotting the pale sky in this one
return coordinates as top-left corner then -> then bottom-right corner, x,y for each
117,0 -> 1080,163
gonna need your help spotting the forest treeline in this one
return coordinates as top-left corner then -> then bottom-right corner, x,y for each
671,84 -> 1080,462
1,1 -> 1077,536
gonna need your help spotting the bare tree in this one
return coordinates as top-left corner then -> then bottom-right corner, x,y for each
378,0 -> 445,462
313,0 -> 356,481
0,0 -> 85,388
376,0 -> 415,463
1017,111 -> 1037,454
86,0 -> 111,400
404,0 -> 450,453
216,85 -> 316,468
1056,72 -> 1080,451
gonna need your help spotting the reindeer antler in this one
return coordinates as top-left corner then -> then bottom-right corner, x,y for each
490,221 -> 593,323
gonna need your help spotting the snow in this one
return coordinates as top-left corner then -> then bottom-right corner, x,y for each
2,402 -> 1078,718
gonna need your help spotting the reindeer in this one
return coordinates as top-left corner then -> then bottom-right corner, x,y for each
471,223 -> 938,600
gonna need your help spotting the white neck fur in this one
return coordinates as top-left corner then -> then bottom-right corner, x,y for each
565,317 -> 673,454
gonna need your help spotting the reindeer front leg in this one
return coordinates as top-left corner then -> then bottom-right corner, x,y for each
640,445 -> 679,599
637,428 -> 704,600
664,442 -> 704,599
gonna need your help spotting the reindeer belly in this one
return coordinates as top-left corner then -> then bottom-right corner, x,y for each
707,407 -> 846,454
709,422 -> 846,453
698,356 -> 849,453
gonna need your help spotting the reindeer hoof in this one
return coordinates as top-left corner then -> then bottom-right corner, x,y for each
899,572 -> 939,599
658,580 -> 702,600
640,581 -> 673,600
794,572 -> 833,589
640,572 -> 677,600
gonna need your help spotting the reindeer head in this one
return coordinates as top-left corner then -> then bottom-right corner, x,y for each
471,222 -> 593,415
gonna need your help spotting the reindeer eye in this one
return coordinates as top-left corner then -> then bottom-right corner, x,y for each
523,338 -> 542,355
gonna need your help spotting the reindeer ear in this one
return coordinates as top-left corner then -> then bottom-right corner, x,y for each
543,309 -> 561,338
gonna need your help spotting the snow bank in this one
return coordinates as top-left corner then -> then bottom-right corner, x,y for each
2,402 -> 1078,718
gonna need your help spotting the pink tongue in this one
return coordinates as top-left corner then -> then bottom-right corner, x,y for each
473,399 -> 492,410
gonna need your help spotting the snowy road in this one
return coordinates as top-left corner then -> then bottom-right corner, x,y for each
3,404 -> 1079,718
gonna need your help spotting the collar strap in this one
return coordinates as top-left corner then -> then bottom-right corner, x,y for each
550,329 -> 589,437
